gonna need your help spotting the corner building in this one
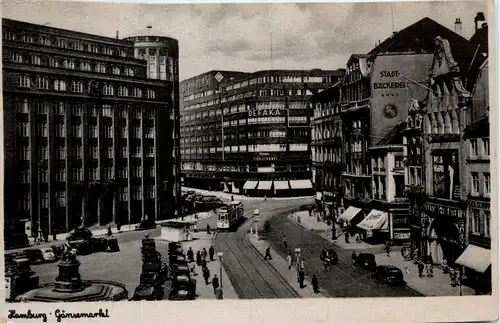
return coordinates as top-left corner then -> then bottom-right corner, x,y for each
3,19 -> 178,240
180,69 -> 343,196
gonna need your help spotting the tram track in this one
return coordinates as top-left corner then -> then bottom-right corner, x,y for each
215,205 -> 302,299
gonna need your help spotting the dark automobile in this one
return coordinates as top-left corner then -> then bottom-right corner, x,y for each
130,284 -> 165,301
355,253 -> 377,270
4,233 -> 29,250
69,240 -> 93,255
22,249 -> 45,264
105,238 -> 120,252
168,288 -> 195,301
168,247 -> 184,256
68,227 -> 93,241
168,242 -> 182,250
136,219 -> 157,231
171,265 -> 190,276
172,274 -> 196,293
322,249 -> 339,265
373,265 -> 405,285
169,254 -> 187,264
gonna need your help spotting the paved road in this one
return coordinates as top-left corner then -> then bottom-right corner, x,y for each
266,212 -> 423,297
214,198 -> 313,299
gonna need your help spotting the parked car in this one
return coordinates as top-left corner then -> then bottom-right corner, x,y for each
130,284 -> 165,301
69,240 -> 93,255
373,265 -> 405,286
136,219 -> 157,231
171,265 -> 190,277
322,249 -> 339,265
168,288 -> 195,301
4,233 -> 29,250
67,227 -> 93,241
168,242 -> 182,250
355,253 -> 377,270
22,249 -> 45,265
169,254 -> 187,264
105,238 -> 120,252
39,248 -> 57,262
171,274 -> 196,294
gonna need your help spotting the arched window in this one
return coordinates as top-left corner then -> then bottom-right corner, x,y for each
17,75 -> 31,88
11,52 -> 23,63
22,34 -> 34,43
451,109 -> 460,134
103,84 -> 114,96
146,89 -> 156,99
430,113 -> 437,134
436,112 -> 444,134
133,88 -> 142,98
118,86 -> 128,97
63,59 -> 75,69
95,63 -> 106,73
49,58 -> 59,68
80,61 -> 91,71
57,39 -> 67,48
112,66 -> 121,75
71,81 -> 84,93
124,68 -> 134,77
36,77 -> 49,90
53,80 -> 67,91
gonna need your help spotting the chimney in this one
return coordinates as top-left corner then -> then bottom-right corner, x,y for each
116,30 -> 119,39
454,18 -> 462,35
474,12 -> 485,31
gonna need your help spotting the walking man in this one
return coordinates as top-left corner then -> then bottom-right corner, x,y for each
187,247 -> 194,263
201,248 -> 208,261
418,261 -> 425,278
209,246 -> 215,261
312,275 -> 319,294
299,259 -> 305,288
287,253 -> 292,270
212,274 -> 220,294
206,224 -> 211,235
344,230 -> 350,243
215,286 -> 224,300
282,235 -> 288,249
203,267 -> 210,285
385,242 -> 391,257
264,246 -> 272,260
196,250 -> 202,266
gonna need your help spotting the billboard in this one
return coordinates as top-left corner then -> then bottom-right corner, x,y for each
370,53 -> 433,144
181,73 -> 214,95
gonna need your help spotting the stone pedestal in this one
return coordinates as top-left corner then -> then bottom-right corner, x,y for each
53,260 -> 85,293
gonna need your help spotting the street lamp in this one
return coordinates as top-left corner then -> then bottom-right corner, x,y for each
217,251 -> 224,288
295,247 -> 301,282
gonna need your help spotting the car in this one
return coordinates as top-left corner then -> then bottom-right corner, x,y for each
4,233 -> 29,250
355,253 -> 377,270
67,227 -> 93,241
168,247 -> 184,256
169,254 -> 186,263
130,284 -> 165,301
69,240 -> 93,255
136,219 -> 157,231
171,265 -> 190,276
168,288 -> 195,301
39,248 -> 57,262
322,249 -> 339,265
373,265 -> 405,286
171,274 -> 193,290
22,249 -> 45,264
168,242 -> 182,250
105,238 -> 120,252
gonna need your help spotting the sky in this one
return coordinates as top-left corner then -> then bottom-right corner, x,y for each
3,0 -> 488,80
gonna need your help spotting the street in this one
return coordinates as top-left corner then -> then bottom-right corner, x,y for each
266,212 -> 423,297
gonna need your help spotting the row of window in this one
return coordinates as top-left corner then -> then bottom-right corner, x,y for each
14,99 -> 157,119
181,129 -> 307,144
183,100 -> 310,114
181,162 -> 310,172
9,52 -> 135,76
312,122 -> 342,140
471,172 -> 491,196
469,208 -> 490,237
314,101 -> 341,118
183,87 -> 321,103
4,31 -> 128,57
425,110 -> 461,136
180,143 -> 309,155
312,147 -> 342,163
16,75 -> 156,99
469,138 -> 490,158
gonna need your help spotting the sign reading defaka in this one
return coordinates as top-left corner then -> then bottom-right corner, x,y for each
248,108 -> 282,117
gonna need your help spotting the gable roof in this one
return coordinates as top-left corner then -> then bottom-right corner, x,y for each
464,25 -> 489,92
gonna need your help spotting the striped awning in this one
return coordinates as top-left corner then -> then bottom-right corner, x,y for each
273,181 -> 290,190
257,181 -> 273,190
338,206 -> 362,222
243,181 -> 258,190
289,179 -> 313,189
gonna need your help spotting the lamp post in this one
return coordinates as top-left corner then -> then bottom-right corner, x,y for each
295,247 -> 301,282
217,251 -> 224,288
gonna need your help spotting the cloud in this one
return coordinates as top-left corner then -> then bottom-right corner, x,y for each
2,0 -> 488,80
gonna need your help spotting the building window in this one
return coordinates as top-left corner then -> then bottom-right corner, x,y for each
74,145 -> 83,159
95,63 -> 106,73
36,77 -> 49,90
146,89 -> 156,99
147,165 -> 155,177
124,68 -> 134,76
394,156 -> 404,169
105,125 -> 113,138
133,125 -> 141,138
89,167 -> 99,180
432,150 -> 460,200
146,145 -> 154,157
55,191 -> 66,207
54,101 -> 65,115
91,146 -> 99,158
31,55 -> 41,65
38,122 -> 48,137
118,86 -> 129,97
17,122 -> 30,137
145,126 -> 154,139
102,105 -> 113,117
54,80 -> 67,91
38,145 -> 48,160
470,209 -> 481,234
133,88 -> 142,98
132,165 -> 142,178
63,59 -> 75,69
103,84 -> 114,96
105,48 -> 114,55
484,211 -> 490,237
132,145 -> 141,157
22,34 -> 34,43
73,168 -> 83,181
71,81 -> 84,93
21,194 -> 30,211
112,66 -> 121,75
56,146 -> 66,159
471,172 -> 480,195
56,39 -> 67,48
119,187 -> 128,201
484,172 -> 491,195
80,61 -> 91,71
56,167 -> 66,182
483,138 -> 490,156
119,166 -> 128,178
120,144 -> 128,158
40,191 -> 49,208
55,123 -> 65,137
89,125 -> 98,138
11,52 -> 24,63
105,167 -> 113,179
49,58 -> 59,68
133,185 -> 142,200
18,75 -> 31,88
119,49 -> 127,57
72,124 -> 82,137
146,185 -> 155,199
72,42 -> 84,51
72,104 -> 82,115
470,139 -> 478,157
20,168 -> 30,183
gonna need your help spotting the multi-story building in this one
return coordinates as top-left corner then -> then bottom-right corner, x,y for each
2,19 -> 178,242
180,69 -> 343,196
338,17 -> 467,242
311,81 -> 344,219
123,27 -> 181,217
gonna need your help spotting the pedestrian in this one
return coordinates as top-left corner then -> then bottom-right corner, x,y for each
206,224 -> 211,235
344,231 -> 349,243
355,232 -> 361,243
287,253 -> 292,270
231,195 -> 234,202
209,246 -> 215,261
52,228 -> 57,241
264,246 -> 272,260
427,263 -> 434,277
116,222 -> 121,232
187,247 -> 194,263
325,253 -> 331,272
202,247 -> 207,260
144,232 -> 150,239
299,261 -> 305,288
107,226 -> 112,237
215,286 -> 224,300
212,274 -> 220,294
203,267 -> 210,285
417,261 -> 425,278
308,209 -> 312,217
385,242 -> 391,257
312,274 -> 319,294
189,261 -> 197,276
196,250 -> 202,266
351,251 -> 357,266
282,235 -> 288,249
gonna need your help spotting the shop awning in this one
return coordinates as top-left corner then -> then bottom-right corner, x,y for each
357,210 -> 389,231
243,181 -> 258,190
338,206 -> 362,222
455,244 -> 491,273
257,181 -> 273,190
273,181 -> 290,190
289,179 -> 313,189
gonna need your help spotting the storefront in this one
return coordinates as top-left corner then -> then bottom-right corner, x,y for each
356,209 -> 388,242
455,243 -> 491,294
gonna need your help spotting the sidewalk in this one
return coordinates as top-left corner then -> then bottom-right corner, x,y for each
374,252 -> 475,296
288,211 -> 384,252
182,187 -> 314,202
174,231 -> 238,300
247,234 -> 326,298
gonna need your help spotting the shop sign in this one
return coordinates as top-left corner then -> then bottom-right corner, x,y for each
182,74 -> 212,94
425,203 -> 464,218
394,232 -> 411,240
469,200 -> 490,210
253,156 -> 278,161
248,108 -> 282,117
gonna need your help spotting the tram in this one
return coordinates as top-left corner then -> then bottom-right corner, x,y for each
217,201 -> 244,230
